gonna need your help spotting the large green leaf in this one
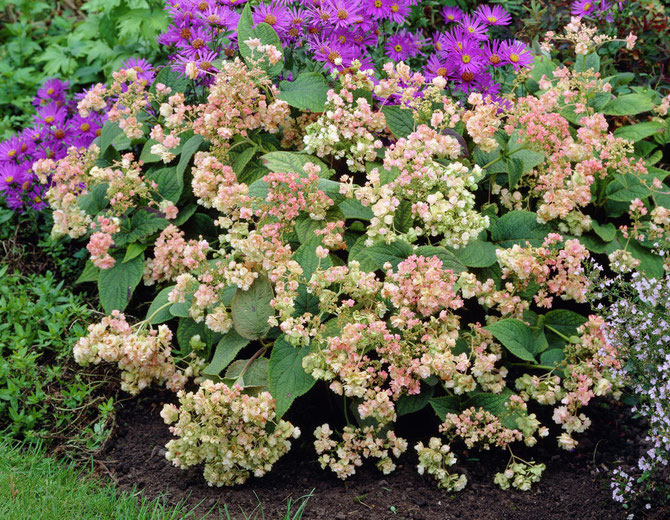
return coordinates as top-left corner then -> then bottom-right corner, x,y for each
114,210 -> 168,247
98,121 -> 123,156
613,121 -> 665,142
484,318 -> 538,362
148,166 -> 182,203
293,235 -> 332,280
449,240 -> 498,267
237,4 -> 283,76
261,151 -> 333,179
145,285 -> 176,325
203,329 -> 250,376
490,211 -> 551,248
231,275 -> 275,340
413,246 -> 466,273
268,336 -> 315,418
382,106 -> 415,138
225,357 -> 269,388
464,389 -> 520,430
602,94 -> 654,116
151,66 -> 189,94
348,236 -> 413,272
176,134 -> 205,178
98,254 -> 144,313
278,72 -> 330,112
396,385 -> 435,416
429,396 -> 460,420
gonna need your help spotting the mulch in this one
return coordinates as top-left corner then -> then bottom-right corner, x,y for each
97,388 -> 668,520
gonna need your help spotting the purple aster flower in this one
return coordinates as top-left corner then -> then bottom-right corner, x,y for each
440,27 -> 473,57
70,114 -> 102,142
424,53 -> 453,81
34,78 -> 69,107
121,57 -> 155,84
482,39 -> 506,68
458,14 -> 489,41
441,6 -> 463,24
253,2 -> 292,35
571,0 -> 597,17
0,138 -> 21,163
175,25 -> 214,58
431,32 -> 449,54
383,0 -> 411,24
450,69 -> 493,95
173,49 -> 220,81
326,0 -> 364,28
385,32 -> 416,61
310,35 -> 356,72
447,37 -> 486,74
500,40 -> 534,71
36,103 -> 68,127
198,5 -> 238,29
475,5 -> 512,26
350,28 -> 378,47
364,0 -> 386,19
0,163 -> 27,196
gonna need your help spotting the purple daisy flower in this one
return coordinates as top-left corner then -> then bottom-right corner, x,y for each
474,5 -> 512,26
385,31 -> 416,61
431,32 -> 449,54
440,27 -> 473,57
571,0 -> 597,17
0,163 -> 27,195
327,0 -> 364,28
36,103 -> 67,128
447,37 -> 486,74
310,35 -> 356,72
458,14 -> 489,41
424,53 -> 453,81
121,57 -> 155,84
0,138 -> 21,163
173,49 -> 220,81
175,25 -> 214,57
70,114 -> 102,142
482,39 -> 506,68
34,78 -> 69,107
500,40 -> 534,71
253,1 -> 292,35
363,0 -> 386,19
384,0 -> 411,24
441,6 -> 463,24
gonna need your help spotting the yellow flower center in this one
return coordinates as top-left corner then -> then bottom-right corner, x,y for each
192,38 -> 205,49
6,176 -> 13,183
509,53 -> 520,63
584,3 -> 592,10
437,67 -> 448,77
447,15 -> 454,20
264,14 -> 277,25
33,196 -> 42,203
80,123 -> 91,132
467,26 -> 475,33
337,9 -> 348,20
490,54 -> 501,64
488,16 -> 497,23
47,88 -> 54,95
8,149 -> 16,158
391,4 -> 399,13
394,44 -> 403,52
198,1 -> 208,10
374,0 -> 381,7
45,116 -> 54,124
462,54 -> 471,64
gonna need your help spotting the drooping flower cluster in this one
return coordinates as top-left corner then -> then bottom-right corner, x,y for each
314,423 -> 408,480
415,437 -> 467,492
73,310 -> 186,395
161,380 -> 300,486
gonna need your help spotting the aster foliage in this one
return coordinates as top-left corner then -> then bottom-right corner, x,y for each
10,2 -> 670,505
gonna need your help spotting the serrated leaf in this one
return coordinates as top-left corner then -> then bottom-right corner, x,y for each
540,349 -> 565,366
602,94 -> 654,116
484,318 -> 537,362
339,199 -> 373,220
349,237 -> 413,272
507,157 -> 524,189
226,357 -> 269,388
591,220 -> 616,242
123,243 -> 147,263
232,144 -> 258,176
261,151 -> 333,178
176,134 -> 205,178
231,275 -> 274,340
269,336 -> 315,418
75,261 -> 99,285
429,396 -> 460,421
203,329 -> 250,376
414,245 -> 466,273
396,385 -> 435,416
145,285 -> 175,325
98,254 -> 144,313
278,72 -> 330,112
115,210 -> 168,247
148,166 -> 182,203
382,105 -> 415,138
449,240 -> 498,267
99,121 -> 123,156
613,121 -> 665,142
490,211 -> 551,248
293,235 -> 332,280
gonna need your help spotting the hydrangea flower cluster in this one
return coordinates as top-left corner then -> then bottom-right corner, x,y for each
73,310 -> 186,395
158,1 -> 532,98
161,380 -> 300,486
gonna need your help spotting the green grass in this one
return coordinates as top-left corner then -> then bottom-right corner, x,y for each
0,440 -> 205,520
0,440 -> 314,520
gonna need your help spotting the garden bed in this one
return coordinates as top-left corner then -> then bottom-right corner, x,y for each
99,391 -> 659,519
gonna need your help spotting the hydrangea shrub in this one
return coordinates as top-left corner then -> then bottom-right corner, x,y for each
27,5 -> 670,504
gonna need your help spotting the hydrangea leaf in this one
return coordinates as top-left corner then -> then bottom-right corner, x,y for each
74,261 -> 99,285
382,105 -> 415,139
413,246 -> 466,274
397,385 -> 435,416
278,72 -> 330,113
176,134 -> 205,178
225,357 -> 269,388
490,211 -> 551,248
429,396 -> 460,421
261,151 -> 333,179
231,275 -> 275,340
602,94 -> 654,116
613,121 -> 665,142
349,236 -> 413,272
269,336 -> 315,418
203,329 -> 250,376
484,318 -> 538,362
449,240 -> 498,268
98,253 -> 144,314
143,285 -> 175,325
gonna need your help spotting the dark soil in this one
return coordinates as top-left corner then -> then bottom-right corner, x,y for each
98,389 -> 668,520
